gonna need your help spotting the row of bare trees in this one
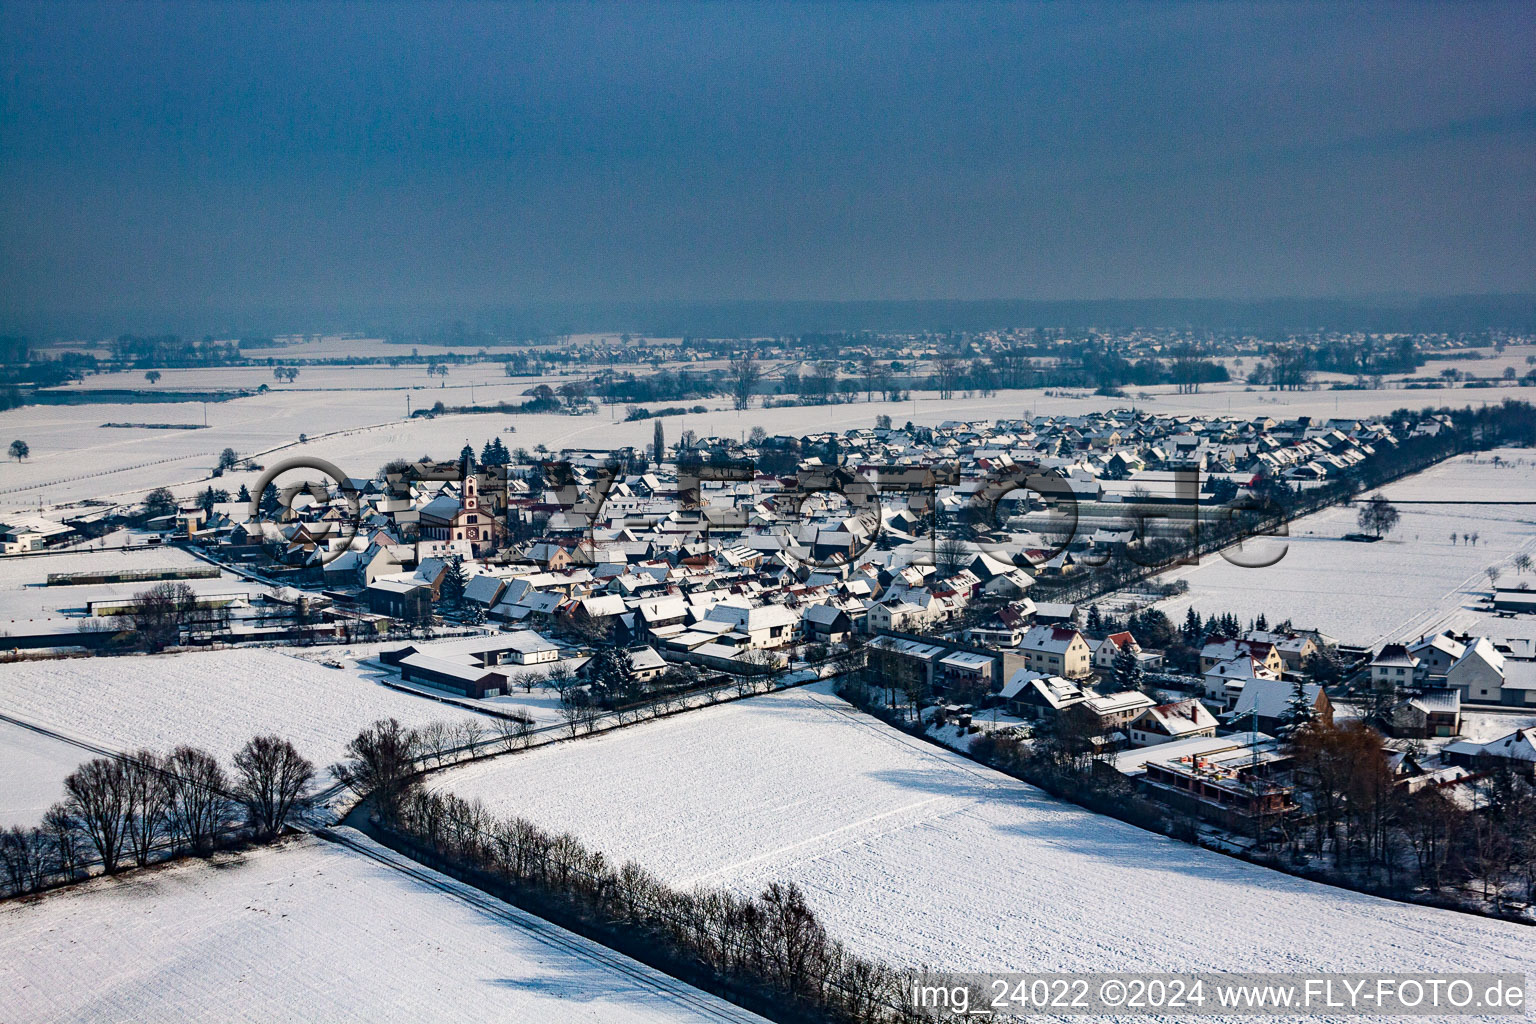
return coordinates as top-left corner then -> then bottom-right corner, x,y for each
1,736 -> 315,899
387,787 -> 917,1023
325,717 -> 913,1021
327,716 -> 534,812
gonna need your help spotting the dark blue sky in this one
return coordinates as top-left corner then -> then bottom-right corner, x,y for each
2,2 -> 1532,331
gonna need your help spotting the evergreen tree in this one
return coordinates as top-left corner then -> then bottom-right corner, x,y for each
459,443 -> 476,468
1086,604 -> 1103,634
236,484 -> 252,503
1255,612 -> 1269,632
491,437 -> 510,466
590,646 -> 636,704
260,483 -> 280,515
481,440 -> 496,465
1181,607 -> 1202,644
653,420 -> 665,463
441,555 -> 469,607
1277,678 -> 1317,741
1112,644 -> 1145,693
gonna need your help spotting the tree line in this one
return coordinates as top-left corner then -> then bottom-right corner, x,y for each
329,719 -> 916,1024
1,735 -> 314,899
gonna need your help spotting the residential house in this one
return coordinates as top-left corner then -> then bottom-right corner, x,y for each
1384,689 -> 1461,739
1227,677 -> 1332,735
1127,699 -> 1219,747
1200,637 -> 1285,677
1202,655 -> 1280,705
998,669 -> 1089,720
1018,625 -> 1093,680
1370,643 -> 1419,691
704,602 -> 801,649
1090,631 -> 1139,673
1444,728 -> 1536,776
803,603 -> 854,643
1083,690 -> 1157,735
1446,637 -> 1506,703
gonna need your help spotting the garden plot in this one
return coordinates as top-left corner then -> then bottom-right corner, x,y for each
0,649 -> 491,824
434,685 -> 1529,983
0,832 -> 764,1024
1153,449 -> 1536,647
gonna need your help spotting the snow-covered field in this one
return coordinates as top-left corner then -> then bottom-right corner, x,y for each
0,719 -> 80,828
0,649 -> 491,824
1154,449 -> 1536,647
0,544 -> 260,635
8,379 -> 1536,510
0,832 -> 765,1024
434,684 -> 1530,984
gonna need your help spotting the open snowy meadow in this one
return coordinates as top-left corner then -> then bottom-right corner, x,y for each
435,684 -> 1530,993
7,378 -> 1536,511
1154,448 -> 1536,647
0,649 -> 492,825
0,718 -> 81,828
0,831 -> 765,1024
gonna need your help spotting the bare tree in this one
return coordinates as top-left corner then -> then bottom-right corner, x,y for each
559,689 -> 586,739
545,662 -> 575,698
933,353 -> 962,400
934,535 -> 970,577
123,749 -> 173,867
330,718 -> 421,818
166,745 -> 231,855
456,719 -> 487,759
0,827 -> 49,896
419,721 -> 454,767
1356,493 -> 1400,539
64,757 -> 131,873
232,736 -> 316,839
728,350 -> 761,410
493,715 -> 534,752
43,803 -> 82,882
1487,565 -> 1502,588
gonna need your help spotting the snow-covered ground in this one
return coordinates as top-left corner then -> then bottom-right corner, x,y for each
8,379 -> 1536,510
0,544 -> 262,635
0,831 -> 766,1024
434,684 -> 1529,988
0,649 -> 493,825
0,718 -> 80,828
1154,449 -> 1536,647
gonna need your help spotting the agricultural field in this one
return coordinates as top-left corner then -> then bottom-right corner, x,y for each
7,378 -> 1536,511
0,649 -> 494,826
0,719 -> 80,828
1154,448 -> 1536,647
0,831 -> 765,1024
434,684 -> 1531,981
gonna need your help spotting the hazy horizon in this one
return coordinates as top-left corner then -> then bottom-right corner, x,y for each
3,2 -> 1533,337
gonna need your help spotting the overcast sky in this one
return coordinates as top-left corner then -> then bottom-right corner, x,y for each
1,1 -> 1532,330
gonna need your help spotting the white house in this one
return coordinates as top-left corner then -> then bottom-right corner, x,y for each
1446,637 -> 1505,703
704,602 -> 801,649
1127,699 -> 1219,747
1202,655 -> 1279,703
